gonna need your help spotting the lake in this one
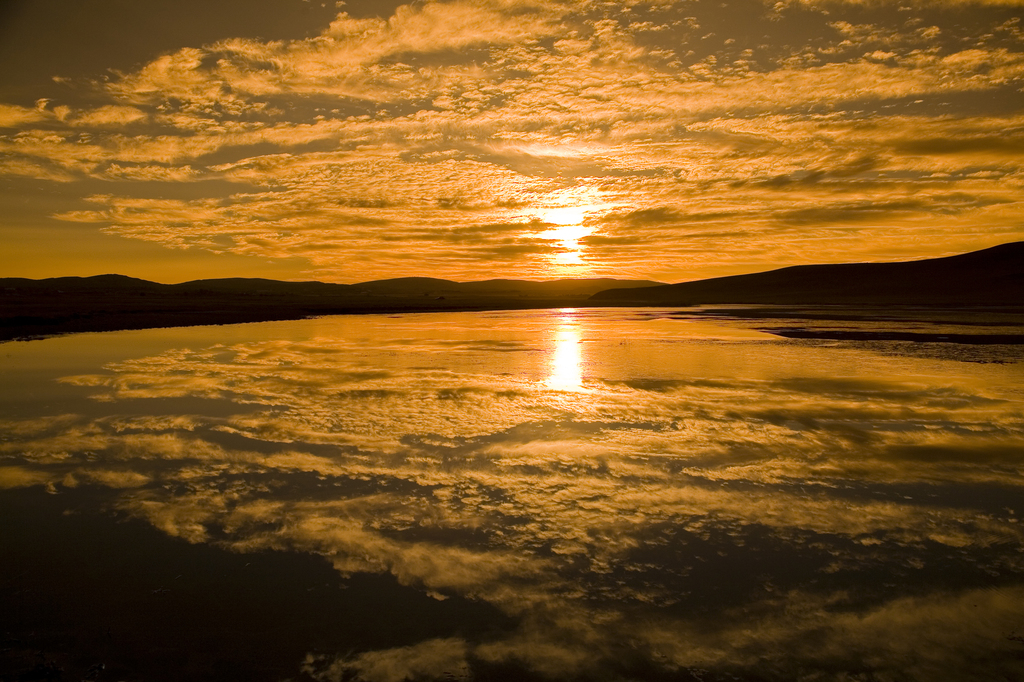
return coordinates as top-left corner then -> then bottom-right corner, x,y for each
2,308 -> 1023,682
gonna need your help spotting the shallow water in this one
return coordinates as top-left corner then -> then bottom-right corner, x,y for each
2,308 -> 1023,681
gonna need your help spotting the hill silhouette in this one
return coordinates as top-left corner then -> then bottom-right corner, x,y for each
4,243 -> 1022,342
591,242 -> 1024,306
0,275 -> 660,341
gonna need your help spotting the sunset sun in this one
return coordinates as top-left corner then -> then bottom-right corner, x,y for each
536,205 -> 598,269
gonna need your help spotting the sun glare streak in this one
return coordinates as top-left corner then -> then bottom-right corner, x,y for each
546,309 -> 583,391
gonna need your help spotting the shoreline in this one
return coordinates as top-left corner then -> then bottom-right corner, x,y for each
0,298 -> 593,343
4,300 -> 1024,345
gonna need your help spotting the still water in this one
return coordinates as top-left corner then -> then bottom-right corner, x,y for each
2,308 -> 1023,681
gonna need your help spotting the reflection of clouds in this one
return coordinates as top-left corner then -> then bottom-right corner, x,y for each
304,638 -> 470,682
0,465 -> 54,489
3,311 -> 1024,679
635,584 -> 1024,680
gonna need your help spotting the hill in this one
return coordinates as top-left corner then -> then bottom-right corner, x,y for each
591,242 -> 1024,307
0,275 -> 660,341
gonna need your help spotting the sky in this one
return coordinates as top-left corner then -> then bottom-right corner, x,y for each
0,0 -> 1022,284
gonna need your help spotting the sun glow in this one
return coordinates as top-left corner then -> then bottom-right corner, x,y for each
543,206 -> 588,226
537,205 -> 597,268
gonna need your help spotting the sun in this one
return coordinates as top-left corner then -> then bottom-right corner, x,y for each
537,206 -> 596,267
543,206 -> 588,226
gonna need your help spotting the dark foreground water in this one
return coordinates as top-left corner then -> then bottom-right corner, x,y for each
2,308 -> 1023,682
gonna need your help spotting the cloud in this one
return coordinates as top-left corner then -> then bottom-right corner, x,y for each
69,105 -> 149,127
1,0 -> 1023,280
0,104 -> 46,128
63,469 -> 152,488
0,466 -> 54,489
0,157 -> 76,182
896,135 -> 1024,157
108,2 -> 561,107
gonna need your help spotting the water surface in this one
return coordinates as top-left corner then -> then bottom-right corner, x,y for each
2,308 -> 1023,681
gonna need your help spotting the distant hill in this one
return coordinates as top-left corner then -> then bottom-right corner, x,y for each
591,242 -> 1024,307
353,277 -> 662,298
1,274 -> 167,292
171,277 -> 352,296
2,275 -> 659,299
0,274 -> 660,341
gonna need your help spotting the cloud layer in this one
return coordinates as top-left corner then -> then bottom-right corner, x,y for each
0,0 -> 1022,280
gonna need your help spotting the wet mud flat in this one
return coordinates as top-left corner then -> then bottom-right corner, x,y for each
653,305 -> 1024,346
764,329 -> 1024,343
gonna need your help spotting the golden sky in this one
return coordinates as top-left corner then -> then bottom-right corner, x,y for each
1,0 -> 1022,283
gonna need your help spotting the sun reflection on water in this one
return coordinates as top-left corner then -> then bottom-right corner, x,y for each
546,309 -> 583,391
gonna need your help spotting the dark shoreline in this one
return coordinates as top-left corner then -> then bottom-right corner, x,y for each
0,298 -> 594,343
765,329 -> 1024,344
5,300 -> 1024,345
1,274 -> 662,343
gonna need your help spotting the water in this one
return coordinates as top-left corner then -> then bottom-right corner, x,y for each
2,308 -> 1023,681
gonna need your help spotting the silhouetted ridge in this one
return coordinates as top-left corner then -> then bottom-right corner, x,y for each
4,276 -> 658,299
2,274 -> 165,291
172,278 -> 352,295
0,274 -> 660,341
591,242 -> 1024,306
351,277 -> 661,297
